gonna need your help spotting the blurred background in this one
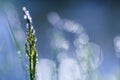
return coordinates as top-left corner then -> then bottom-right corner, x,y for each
1,0 -> 120,80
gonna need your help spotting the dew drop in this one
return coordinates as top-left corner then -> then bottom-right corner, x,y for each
22,7 -> 26,11
24,15 -> 27,19
17,50 -> 21,54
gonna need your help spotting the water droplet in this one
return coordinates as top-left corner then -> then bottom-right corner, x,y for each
23,7 -> 26,11
17,50 -> 21,54
24,15 -> 27,19
34,38 -> 37,42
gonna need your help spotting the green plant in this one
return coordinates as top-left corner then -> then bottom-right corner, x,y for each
23,7 -> 38,80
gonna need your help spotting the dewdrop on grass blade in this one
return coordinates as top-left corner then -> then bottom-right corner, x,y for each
17,50 -> 21,54
23,7 -> 26,11
23,7 -> 32,23
24,15 -> 27,20
23,7 -> 38,80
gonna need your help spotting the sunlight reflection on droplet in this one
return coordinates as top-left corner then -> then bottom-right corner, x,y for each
22,7 -> 26,11
24,15 -> 27,19
17,50 -> 21,54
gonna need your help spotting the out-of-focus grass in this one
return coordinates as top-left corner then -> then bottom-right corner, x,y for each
3,5 -> 28,79
87,44 -> 101,80
78,44 -> 101,80
6,19 -> 28,80
6,17 -> 20,52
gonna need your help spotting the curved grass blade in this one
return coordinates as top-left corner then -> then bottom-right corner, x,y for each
4,10 -> 28,79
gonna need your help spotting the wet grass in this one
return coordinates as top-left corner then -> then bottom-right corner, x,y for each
23,7 -> 38,80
